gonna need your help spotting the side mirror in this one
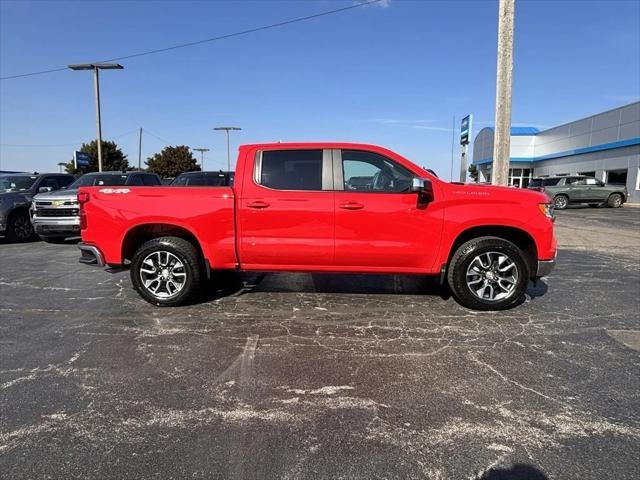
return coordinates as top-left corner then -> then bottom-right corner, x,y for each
411,177 -> 434,206
38,186 -> 52,193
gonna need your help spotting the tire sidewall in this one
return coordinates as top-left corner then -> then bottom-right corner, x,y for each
130,238 -> 200,306
7,210 -> 35,242
608,193 -> 622,208
448,238 -> 529,311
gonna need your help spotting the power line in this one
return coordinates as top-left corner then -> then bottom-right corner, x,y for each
0,0 -> 382,81
0,129 -> 140,147
142,129 -> 175,146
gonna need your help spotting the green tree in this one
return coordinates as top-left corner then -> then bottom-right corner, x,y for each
146,145 -> 200,178
468,163 -> 479,183
64,140 -> 129,174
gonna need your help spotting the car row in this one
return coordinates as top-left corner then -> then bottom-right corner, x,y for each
1,170 -> 233,242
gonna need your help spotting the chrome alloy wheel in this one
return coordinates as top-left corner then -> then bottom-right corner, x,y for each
465,251 -> 519,302
139,251 -> 187,299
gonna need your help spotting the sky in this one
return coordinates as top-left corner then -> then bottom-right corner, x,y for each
1,0 -> 639,178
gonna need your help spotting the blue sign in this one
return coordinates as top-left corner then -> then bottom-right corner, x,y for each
460,114 -> 472,145
74,151 -> 91,168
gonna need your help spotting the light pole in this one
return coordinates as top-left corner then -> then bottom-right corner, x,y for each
68,63 -> 124,172
193,148 -> 210,170
214,127 -> 241,172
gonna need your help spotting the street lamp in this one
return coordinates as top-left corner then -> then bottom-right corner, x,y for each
68,63 -> 123,172
214,127 -> 241,172
193,148 -> 210,171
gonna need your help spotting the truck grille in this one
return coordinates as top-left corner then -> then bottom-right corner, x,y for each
37,208 -> 79,217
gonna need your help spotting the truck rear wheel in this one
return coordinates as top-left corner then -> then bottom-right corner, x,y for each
447,236 -> 529,311
130,236 -> 203,306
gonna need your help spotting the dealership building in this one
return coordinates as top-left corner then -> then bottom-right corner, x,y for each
472,101 -> 640,203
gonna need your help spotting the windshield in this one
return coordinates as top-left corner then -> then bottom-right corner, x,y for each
171,173 -> 228,186
69,174 -> 128,188
0,175 -> 38,192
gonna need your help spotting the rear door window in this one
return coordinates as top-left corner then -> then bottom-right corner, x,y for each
258,150 -> 323,191
543,178 -> 562,186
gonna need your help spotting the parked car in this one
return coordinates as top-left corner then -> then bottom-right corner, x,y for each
171,171 -> 234,187
0,173 -> 74,242
528,176 -> 628,209
77,142 -> 557,311
31,171 -> 161,243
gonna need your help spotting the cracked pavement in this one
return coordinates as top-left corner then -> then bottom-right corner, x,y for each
1,207 -> 639,479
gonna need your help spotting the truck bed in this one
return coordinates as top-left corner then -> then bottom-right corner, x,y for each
79,186 -> 237,268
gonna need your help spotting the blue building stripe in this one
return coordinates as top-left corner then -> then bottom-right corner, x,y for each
474,136 -> 640,165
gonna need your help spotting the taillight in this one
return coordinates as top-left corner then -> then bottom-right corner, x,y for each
77,191 -> 89,230
77,192 -> 90,205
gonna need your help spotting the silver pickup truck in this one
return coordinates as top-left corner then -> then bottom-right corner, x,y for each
31,171 -> 161,243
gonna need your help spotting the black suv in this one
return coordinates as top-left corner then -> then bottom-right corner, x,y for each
0,173 -> 75,241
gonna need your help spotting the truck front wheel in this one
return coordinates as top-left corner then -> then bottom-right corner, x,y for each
130,236 -> 202,306
447,236 -> 529,311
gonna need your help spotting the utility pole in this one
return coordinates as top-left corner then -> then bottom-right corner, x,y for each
450,116 -> 456,182
68,63 -> 124,172
193,148 -> 210,170
214,127 -> 241,172
492,0 -> 515,186
138,128 -> 143,170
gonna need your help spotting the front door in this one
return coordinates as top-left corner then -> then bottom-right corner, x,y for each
332,149 -> 443,273
238,148 -> 335,269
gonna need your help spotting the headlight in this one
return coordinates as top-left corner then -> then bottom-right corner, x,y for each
538,202 -> 554,219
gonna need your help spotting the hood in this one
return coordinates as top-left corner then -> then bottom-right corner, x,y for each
33,188 -> 79,201
444,182 -> 549,204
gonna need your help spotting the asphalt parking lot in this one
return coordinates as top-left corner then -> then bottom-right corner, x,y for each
1,207 -> 639,479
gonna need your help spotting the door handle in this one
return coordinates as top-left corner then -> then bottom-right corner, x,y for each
248,201 -> 270,209
339,202 -> 364,210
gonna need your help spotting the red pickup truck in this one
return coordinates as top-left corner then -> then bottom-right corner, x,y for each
77,142 -> 556,310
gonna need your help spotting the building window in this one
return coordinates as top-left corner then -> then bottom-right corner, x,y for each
606,169 -> 627,185
579,171 -> 596,178
508,167 -> 533,188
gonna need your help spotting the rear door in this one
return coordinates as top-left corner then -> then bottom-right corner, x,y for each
237,148 -> 334,269
332,149 -> 443,272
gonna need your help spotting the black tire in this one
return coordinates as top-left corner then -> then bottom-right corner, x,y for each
447,236 -> 529,311
588,204 -> 600,208
606,193 -> 623,208
6,210 -> 35,242
553,195 -> 569,210
130,236 -> 203,306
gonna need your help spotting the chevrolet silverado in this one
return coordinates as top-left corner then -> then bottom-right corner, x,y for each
77,143 -> 556,310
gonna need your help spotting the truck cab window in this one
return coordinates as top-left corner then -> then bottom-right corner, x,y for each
342,150 -> 413,192
259,150 -> 323,191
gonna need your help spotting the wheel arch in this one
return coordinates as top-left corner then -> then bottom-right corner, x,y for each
121,223 -> 210,276
446,225 -> 538,278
